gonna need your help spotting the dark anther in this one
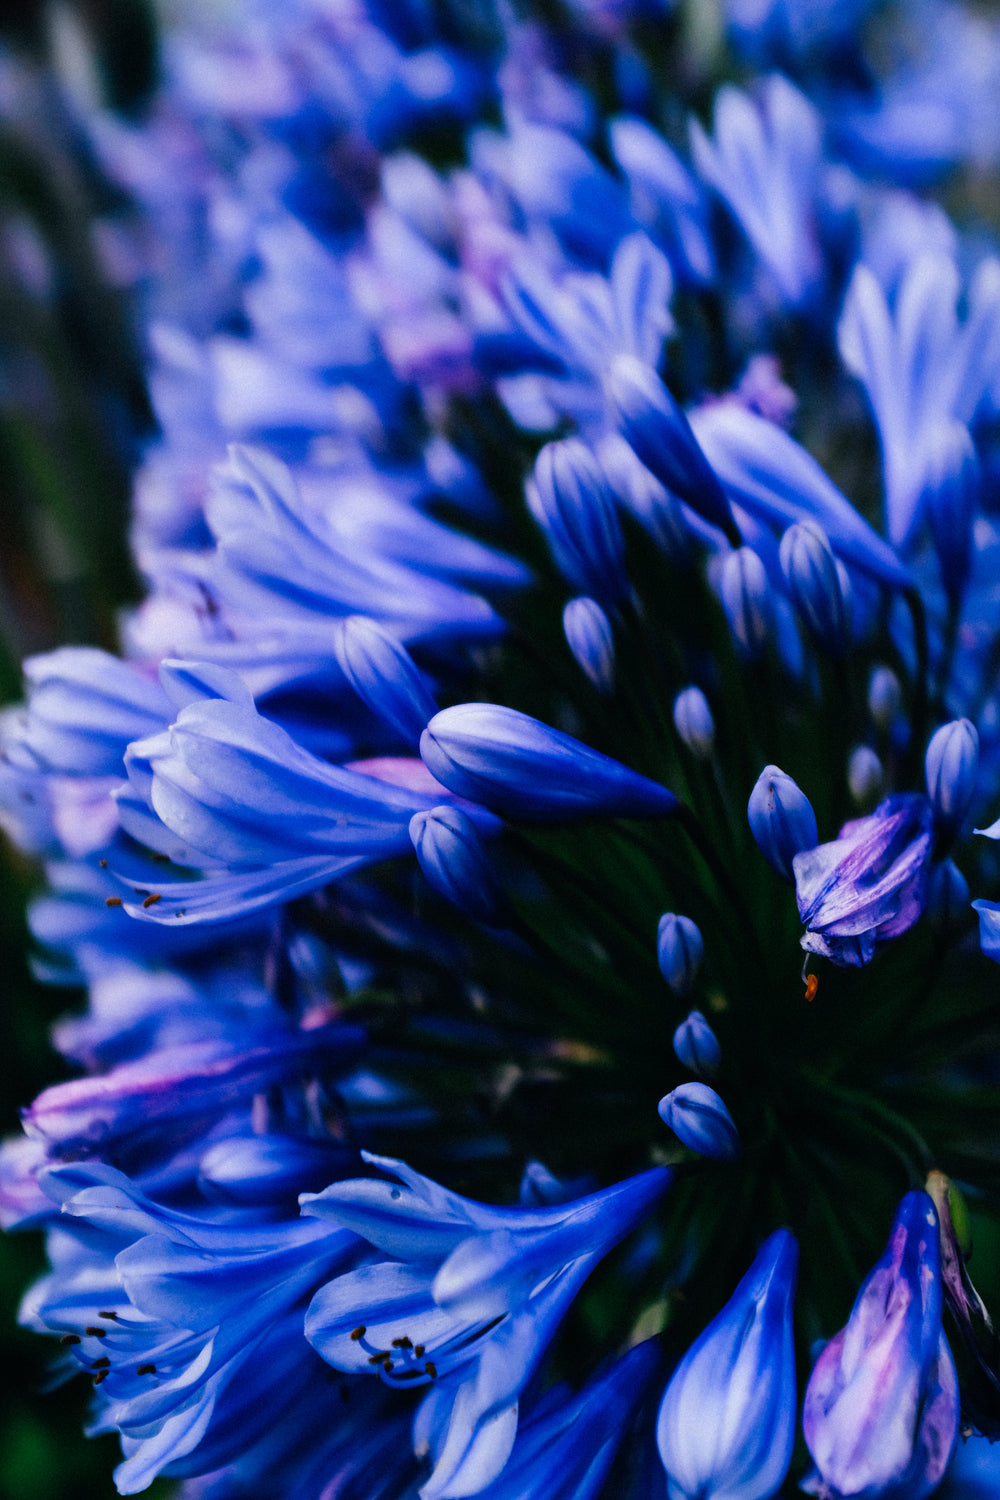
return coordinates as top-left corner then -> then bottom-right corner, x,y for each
349,1326 -> 366,1341
137,1363 -> 156,1376
98,1311 -> 119,1320
391,1336 -> 412,1349
368,1351 -> 390,1365
60,1334 -> 81,1345
93,1370 -> 109,1385
425,1362 -> 437,1379
414,1344 -> 425,1358
105,897 -> 123,908
92,1358 -> 110,1370
384,1361 -> 394,1373
99,859 -> 108,868
142,893 -> 162,908
84,1327 -> 108,1338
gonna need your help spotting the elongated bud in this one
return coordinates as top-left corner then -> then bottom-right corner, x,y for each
802,1192 -> 959,1500
527,439 -> 627,605
868,666 -> 902,731
672,1011 -> 720,1078
747,765 -> 818,882
779,519 -> 849,655
925,422 -> 979,605
606,354 -> 739,544
657,1082 -> 741,1161
409,806 -> 506,925
719,547 -> 772,659
598,431 -> 693,564
563,598 -> 615,694
847,745 -> 884,807
926,858 -> 970,932
657,1230 -> 798,1500
926,719 -> 979,841
334,616 -> 437,746
657,913 -> 704,997
673,686 -> 714,759
420,704 -> 678,821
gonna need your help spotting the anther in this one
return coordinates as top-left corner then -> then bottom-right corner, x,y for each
414,1344 -> 425,1358
142,893 -> 162,908
368,1351 -> 390,1365
105,897 -> 123,908
391,1337 -> 412,1349
85,1327 -> 108,1338
99,859 -> 108,868
60,1334 -> 80,1346
384,1361 -> 394,1373
425,1362 -> 437,1379
93,1370 -> 108,1385
350,1326 -> 366,1341
92,1358 -> 110,1370
98,1311 -> 119,1321
804,973 -> 819,1002
137,1363 -> 156,1376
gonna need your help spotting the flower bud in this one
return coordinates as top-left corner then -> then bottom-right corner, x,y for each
421,704 -> 679,821
657,1230 -> 798,1500
926,719 -> 979,841
868,666 -> 902,732
606,355 -> 739,543
779,519 -> 849,655
926,858 -> 970,932
657,913 -> 704,996
747,765 -> 818,883
334,616 -> 438,747
527,438 -> 627,605
409,805 -> 506,925
563,597 -> 615,694
672,1011 -> 720,1078
657,1082 -> 741,1161
802,1192 -> 959,1500
925,422 -> 979,605
719,547 -> 772,660
673,686 -> 714,759
847,745 -> 884,807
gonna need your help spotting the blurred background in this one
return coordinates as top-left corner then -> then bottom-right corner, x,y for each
0,3 -> 166,1494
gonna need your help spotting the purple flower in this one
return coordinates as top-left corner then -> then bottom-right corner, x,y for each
793,794 -> 934,967
802,1191 -> 959,1500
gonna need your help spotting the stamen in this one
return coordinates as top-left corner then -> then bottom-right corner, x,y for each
350,1326 -> 366,1341
93,1370 -> 108,1385
105,897 -> 123,909
142,893 -> 162,908
98,859 -> 108,868
368,1351 -> 391,1365
391,1336 -> 412,1349
60,1334 -> 81,1346
804,973 -> 819,1002
92,1358 -> 110,1370
425,1362 -> 437,1379
98,1311 -> 119,1321
137,1363 -> 156,1376
384,1361 -> 394,1373
85,1327 -> 108,1338
414,1344 -> 425,1358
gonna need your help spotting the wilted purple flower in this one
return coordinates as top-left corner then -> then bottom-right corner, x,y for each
793,794 -> 935,967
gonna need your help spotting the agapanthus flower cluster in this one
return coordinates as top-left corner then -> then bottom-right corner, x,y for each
5,0 -> 1000,1495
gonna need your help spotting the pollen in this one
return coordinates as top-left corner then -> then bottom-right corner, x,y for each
350,1326 -> 366,1341
142,893 -> 162,908
804,973 -> 819,1002
105,897 -> 123,908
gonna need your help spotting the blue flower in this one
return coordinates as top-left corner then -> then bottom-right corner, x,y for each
748,765 -> 819,883
301,1153 -> 670,1497
802,1191 -> 959,1500
657,1229 -> 798,1500
658,1082 -> 741,1161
